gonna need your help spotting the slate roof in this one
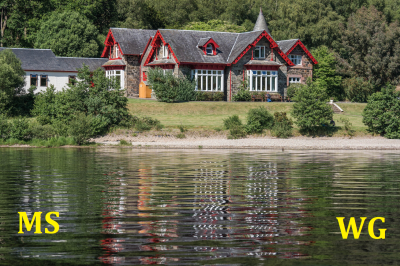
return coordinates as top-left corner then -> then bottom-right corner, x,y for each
0,47 -> 107,72
245,60 -> 282,66
147,59 -> 175,65
276,39 -> 298,54
253,8 -> 270,35
102,59 -> 126,66
197,37 -> 211,47
159,29 -> 239,64
226,30 -> 265,64
110,28 -> 157,55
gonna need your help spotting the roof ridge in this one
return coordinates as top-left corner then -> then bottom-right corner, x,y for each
160,29 -> 240,35
57,56 -> 107,59
227,34 -> 240,63
2,47 -> 53,50
276,39 -> 299,42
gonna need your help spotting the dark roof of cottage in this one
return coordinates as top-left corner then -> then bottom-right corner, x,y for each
253,8 -> 270,35
147,59 -> 175,65
102,59 -> 126,67
227,30 -> 265,63
110,28 -> 157,55
159,29 -> 239,64
245,60 -> 282,66
197,37 -> 211,47
276,39 -> 298,54
0,47 -> 107,71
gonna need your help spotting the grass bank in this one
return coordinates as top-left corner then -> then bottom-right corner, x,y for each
127,99 -> 368,136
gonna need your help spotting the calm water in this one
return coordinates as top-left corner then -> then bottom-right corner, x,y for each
0,148 -> 400,265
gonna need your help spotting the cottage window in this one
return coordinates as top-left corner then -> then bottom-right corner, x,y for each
163,45 -> 169,58
40,75 -> 47,87
68,75 -> 76,84
30,74 -> 38,86
289,77 -> 301,84
247,70 -> 277,91
115,45 -> 119,58
192,70 -> 224,91
206,44 -> 213,55
106,70 -> 124,89
254,46 -> 265,59
289,54 -> 302,65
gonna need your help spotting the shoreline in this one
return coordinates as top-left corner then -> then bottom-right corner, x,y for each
2,136 -> 400,150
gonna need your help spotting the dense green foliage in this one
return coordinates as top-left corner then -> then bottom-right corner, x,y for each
245,107 -> 274,134
0,49 -> 26,115
223,115 -> 242,130
35,11 -> 100,57
271,112 -> 293,138
183,20 -> 246,32
196,91 -> 224,101
147,67 -> 196,103
362,85 -> 400,138
232,81 -> 251,102
291,81 -> 333,135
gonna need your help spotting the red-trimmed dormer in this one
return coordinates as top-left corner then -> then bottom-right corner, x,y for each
101,29 -> 123,60
197,37 -> 219,56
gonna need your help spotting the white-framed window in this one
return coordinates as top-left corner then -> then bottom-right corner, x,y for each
115,45 -> 119,58
206,44 -> 213,55
247,70 -> 278,91
289,77 -> 301,84
106,70 -> 124,89
163,44 -> 169,58
192,69 -> 224,91
254,46 -> 265,59
289,54 -> 302,65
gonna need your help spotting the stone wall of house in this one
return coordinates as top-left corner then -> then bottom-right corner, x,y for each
122,55 -> 140,98
287,46 -> 313,86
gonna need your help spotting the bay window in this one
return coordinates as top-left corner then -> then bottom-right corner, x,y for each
254,46 -> 265,59
106,70 -> 124,89
247,70 -> 278,91
192,70 -> 224,91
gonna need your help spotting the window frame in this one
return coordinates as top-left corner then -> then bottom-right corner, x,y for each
106,69 -> 124,89
289,54 -> 302,66
30,74 -> 38,87
68,75 -> 76,85
163,44 -> 169,58
192,69 -> 224,92
40,75 -> 48,87
254,46 -> 265,59
206,44 -> 213,55
115,45 -> 119,58
247,70 -> 278,92
288,77 -> 301,84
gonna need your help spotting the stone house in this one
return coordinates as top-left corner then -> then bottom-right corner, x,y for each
101,9 -> 317,101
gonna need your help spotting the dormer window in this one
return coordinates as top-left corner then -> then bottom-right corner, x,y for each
115,45 -> 119,58
206,44 -> 213,55
254,46 -> 265,59
163,44 -> 169,58
289,54 -> 302,65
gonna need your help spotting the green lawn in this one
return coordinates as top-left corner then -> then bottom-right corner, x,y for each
128,99 -> 369,136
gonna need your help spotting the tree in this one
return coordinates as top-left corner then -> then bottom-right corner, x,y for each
362,85 -> 400,139
35,11 -> 99,57
291,80 -> 333,135
182,19 -> 246,32
337,5 -> 400,92
0,49 -> 25,115
312,45 -> 343,100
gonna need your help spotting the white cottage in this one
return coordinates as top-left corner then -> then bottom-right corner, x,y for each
0,48 -> 108,93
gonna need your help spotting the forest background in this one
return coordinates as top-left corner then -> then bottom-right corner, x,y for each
2,0 -> 400,101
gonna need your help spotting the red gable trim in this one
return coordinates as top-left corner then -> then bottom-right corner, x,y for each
145,30 -> 180,66
286,40 -> 318,65
202,38 -> 219,49
140,37 -> 153,62
231,31 -> 294,66
101,30 -> 124,58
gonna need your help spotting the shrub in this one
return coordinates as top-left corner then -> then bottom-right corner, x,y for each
223,115 -> 242,130
30,122 -> 57,140
176,133 -> 186,139
232,81 -> 251,102
178,124 -> 188,133
135,120 -> 152,132
119,139 -> 131,145
9,117 -> 32,140
0,115 -> 10,139
245,107 -> 274,134
362,85 -> 400,138
287,83 -> 305,100
339,116 -> 355,137
196,92 -> 224,101
271,112 -> 293,138
67,113 -> 95,145
291,81 -> 333,135
147,67 -> 196,103
228,125 -> 247,139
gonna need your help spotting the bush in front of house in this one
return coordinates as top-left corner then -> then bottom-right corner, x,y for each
291,81 -> 333,135
232,80 -> 251,102
223,115 -> 242,130
147,67 -> 196,103
196,91 -> 224,101
362,85 -> 400,138
271,112 -> 293,138
245,107 -> 274,134
32,65 -> 130,137
287,83 -> 306,100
